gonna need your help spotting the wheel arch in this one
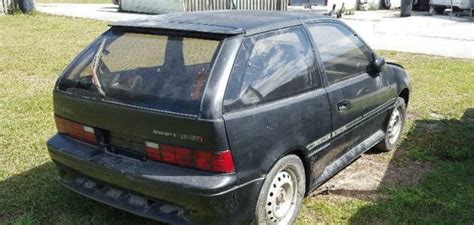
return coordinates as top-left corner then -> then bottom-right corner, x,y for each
399,88 -> 410,106
282,148 -> 312,195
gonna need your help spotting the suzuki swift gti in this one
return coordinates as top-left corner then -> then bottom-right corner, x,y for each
47,11 -> 410,225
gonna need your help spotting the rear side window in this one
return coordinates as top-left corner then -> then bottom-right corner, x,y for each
223,27 -> 318,112
58,29 -> 221,115
307,23 -> 372,84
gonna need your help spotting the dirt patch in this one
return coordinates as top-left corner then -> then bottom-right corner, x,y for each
310,147 -> 432,202
405,111 -> 419,121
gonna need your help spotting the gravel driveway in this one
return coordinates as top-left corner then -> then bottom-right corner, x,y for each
36,3 -> 474,59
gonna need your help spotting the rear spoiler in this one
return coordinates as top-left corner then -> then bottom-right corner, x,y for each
111,16 -> 245,36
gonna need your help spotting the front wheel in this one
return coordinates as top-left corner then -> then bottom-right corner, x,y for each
255,155 -> 305,225
381,0 -> 391,9
375,97 -> 406,152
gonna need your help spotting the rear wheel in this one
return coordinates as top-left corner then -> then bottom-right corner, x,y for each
431,5 -> 447,14
255,155 -> 305,225
375,97 -> 406,152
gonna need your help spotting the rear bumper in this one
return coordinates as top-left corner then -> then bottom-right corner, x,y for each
47,134 -> 263,225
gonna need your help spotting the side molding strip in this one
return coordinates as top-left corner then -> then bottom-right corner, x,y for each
305,98 -> 395,152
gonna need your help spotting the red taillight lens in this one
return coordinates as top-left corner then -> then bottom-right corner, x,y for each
54,115 -> 97,145
145,141 -> 235,173
160,144 -> 177,165
174,146 -> 193,167
195,150 -> 235,173
194,150 -> 214,171
211,150 -> 235,173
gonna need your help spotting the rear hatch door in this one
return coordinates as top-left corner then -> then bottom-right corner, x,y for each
54,28 -> 228,159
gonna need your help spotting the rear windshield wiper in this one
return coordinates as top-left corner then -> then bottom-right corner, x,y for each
91,38 -> 107,97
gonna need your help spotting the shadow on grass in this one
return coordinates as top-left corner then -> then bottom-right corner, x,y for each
346,108 -> 474,223
0,162 -> 161,225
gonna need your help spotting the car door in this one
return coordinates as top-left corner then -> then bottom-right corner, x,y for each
306,22 -> 394,168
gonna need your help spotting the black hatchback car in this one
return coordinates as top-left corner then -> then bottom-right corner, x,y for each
47,11 -> 410,225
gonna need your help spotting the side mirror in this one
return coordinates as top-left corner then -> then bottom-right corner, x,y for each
372,56 -> 386,74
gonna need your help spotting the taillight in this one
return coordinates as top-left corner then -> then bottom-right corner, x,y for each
54,115 -> 97,145
145,141 -> 234,173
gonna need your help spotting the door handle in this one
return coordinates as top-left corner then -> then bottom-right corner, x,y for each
337,100 -> 350,111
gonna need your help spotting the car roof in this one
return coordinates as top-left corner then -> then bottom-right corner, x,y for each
111,10 -> 333,36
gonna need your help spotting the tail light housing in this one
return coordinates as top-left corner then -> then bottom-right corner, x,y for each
55,115 -> 97,145
145,141 -> 234,173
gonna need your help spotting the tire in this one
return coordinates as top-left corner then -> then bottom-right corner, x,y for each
375,97 -> 406,152
434,6 -> 446,14
255,155 -> 305,225
381,0 -> 391,9
400,0 -> 414,17
117,0 -> 122,11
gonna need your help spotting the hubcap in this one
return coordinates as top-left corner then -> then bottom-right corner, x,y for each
387,107 -> 403,144
265,169 -> 298,224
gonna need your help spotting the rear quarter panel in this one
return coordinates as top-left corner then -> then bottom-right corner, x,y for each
223,89 -> 331,184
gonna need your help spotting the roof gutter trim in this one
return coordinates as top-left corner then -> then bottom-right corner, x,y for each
244,19 -> 302,36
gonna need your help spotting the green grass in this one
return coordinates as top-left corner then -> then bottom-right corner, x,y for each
0,13 -> 473,224
36,0 -> 111,4
349,160 -> 474,223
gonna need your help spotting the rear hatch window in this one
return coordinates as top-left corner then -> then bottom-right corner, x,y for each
58,29 -> 221,115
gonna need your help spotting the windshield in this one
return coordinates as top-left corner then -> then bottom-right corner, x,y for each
58,29 -> 221,115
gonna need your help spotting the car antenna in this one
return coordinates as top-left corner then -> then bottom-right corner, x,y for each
91,38 -> 107,97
